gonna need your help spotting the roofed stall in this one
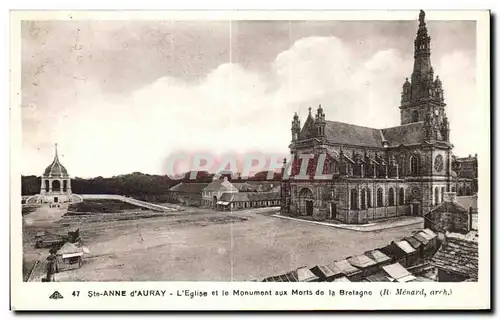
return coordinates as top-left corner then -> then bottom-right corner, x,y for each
364,249 -> 392,268
346,254 -> 378,278
380,240 -> 417,268
329,259 -> 362,281
310,264 -> 344,282
382,263 -> 417,282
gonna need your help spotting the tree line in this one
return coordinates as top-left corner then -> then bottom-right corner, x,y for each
21,171 -> 282,201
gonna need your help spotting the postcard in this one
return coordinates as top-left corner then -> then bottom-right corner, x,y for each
11,9 -> 491,311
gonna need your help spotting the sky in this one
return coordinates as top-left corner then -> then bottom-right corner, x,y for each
21,16 -> 478,178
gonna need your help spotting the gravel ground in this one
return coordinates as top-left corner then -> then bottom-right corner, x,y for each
24,204 -> 423,282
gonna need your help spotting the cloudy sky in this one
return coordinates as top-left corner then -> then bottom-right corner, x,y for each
21,16 -> 478,178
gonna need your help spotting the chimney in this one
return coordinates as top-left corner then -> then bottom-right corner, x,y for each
443,192 -> 457,203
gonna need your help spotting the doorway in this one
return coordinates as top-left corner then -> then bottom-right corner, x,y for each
54,197 -> 59,203
306,200 -> 313,216
412,202 -> 420,216
330,203 -> 337,219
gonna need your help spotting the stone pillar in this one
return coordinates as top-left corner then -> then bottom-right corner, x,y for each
40,179 -> 45,194
49,179 -> 53,192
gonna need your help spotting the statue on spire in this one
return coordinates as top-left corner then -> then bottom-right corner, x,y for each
419,10 -> 425,25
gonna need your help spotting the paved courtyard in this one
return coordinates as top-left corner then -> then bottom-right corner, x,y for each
24,205 -> 423,281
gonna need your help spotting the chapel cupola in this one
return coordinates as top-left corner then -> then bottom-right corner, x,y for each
40,143 -> 72,196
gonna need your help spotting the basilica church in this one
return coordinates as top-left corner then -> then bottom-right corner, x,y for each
280,11 -> 477,224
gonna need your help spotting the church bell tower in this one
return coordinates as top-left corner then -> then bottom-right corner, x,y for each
399,10 -> 448,142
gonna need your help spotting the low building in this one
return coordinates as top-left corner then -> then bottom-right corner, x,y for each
425,192 -> 472,233
380,240 -> 417,268
169,182 -> 209,206
431,231 -> 478,281
202,177 -> 239,207
216,192 -> 281,211
404,236 -> 425,264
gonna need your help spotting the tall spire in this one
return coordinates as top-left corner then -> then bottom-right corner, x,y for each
413,9 -> 432,77
54,143 -> 60,161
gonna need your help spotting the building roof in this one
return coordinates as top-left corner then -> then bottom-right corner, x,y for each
332,276 -> 351,282
395,240 -> 416,254
422,228 -> 438,239
381,122 -> 426,146
456,195 -> 478,210
431,231 -> 478,279
412,232 -> 430,245
247,192 -> 281,202
235,181 -> 280,192
310,264 -> 343,280
43,144 -> 69,177
296,267 -> 319,282
347,254 -> 377,269
262,267 -> 319,282
203,178 -> 238,192
56,242 -> 82,255
297,118 -> 427,149
169,182 -> 209,193
219,191 -> 280,203
323,121 -> 384,148
404,236 -> 423,249
382,263 -> 416,282
365,272 -> 393,282
426,201 -> 469,215
330,259 -> 360,275
364,249 -> 392,264
262,271 -> 298,282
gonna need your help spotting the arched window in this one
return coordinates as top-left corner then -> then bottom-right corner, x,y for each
458,187 -> 463,196
434,187 -> 440,205
360,189 -> 366,210
452,186 -> 456,192
367,188 -> 372,208
350,189 -> 358,210
411,111 -> 419,122
441,187 -> 445,202
388,188 -> 395,206
52,180 -> 61,192
44,180 -> 49,192
410,155 -> 419,176
377,188 -> 384,207
399,187 -> 405,205
466,186 -> 471,195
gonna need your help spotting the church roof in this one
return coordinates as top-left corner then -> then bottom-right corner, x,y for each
298,120 -> 426,148
324,121 -> 384,148
381,122 -> 426,146
43,144 -> 69,177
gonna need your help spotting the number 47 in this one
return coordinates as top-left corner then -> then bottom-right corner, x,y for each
72,291 -> 80,297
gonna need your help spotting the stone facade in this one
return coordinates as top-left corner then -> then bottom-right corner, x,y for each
281,11 -> 476,224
